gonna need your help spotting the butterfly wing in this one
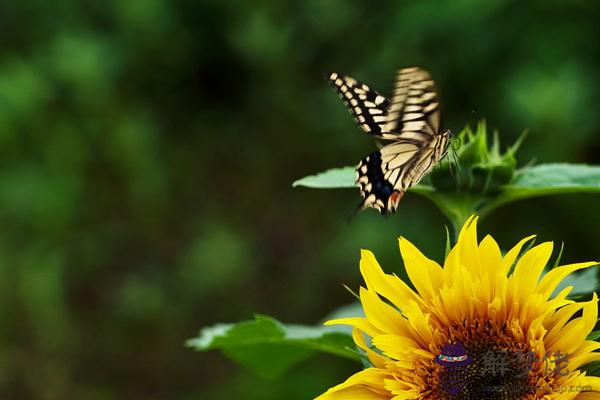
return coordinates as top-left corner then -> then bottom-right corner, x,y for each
326,72 -> 390,137
356,141 -> 420,214
383,67 -> 442,141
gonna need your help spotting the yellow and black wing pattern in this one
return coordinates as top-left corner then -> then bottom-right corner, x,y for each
327,67 -> 450,214
326,72 -> 390,137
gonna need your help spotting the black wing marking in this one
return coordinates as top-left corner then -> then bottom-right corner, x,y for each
326,72 -> 390,137
356,151 -> 397,213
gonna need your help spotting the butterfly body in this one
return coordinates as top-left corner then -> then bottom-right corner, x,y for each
327,67 -> 451,214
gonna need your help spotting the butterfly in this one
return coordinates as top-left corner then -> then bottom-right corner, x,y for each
326,67 -> 451,214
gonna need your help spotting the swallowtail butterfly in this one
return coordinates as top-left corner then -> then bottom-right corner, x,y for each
327,67 -> 451,214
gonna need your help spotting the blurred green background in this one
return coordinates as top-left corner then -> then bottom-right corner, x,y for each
1,1 -> 600,399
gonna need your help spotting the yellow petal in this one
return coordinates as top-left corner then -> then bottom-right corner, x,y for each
444,215 -> 479,277
573,392 -> 600,400
544,302 -> 586,347
360,287 -> 409,335
550,294 -> 598,354
352,329 -> 388,368
360,249 -> 421,310
536,261 -> 599,299
387,383 -> 420,400
500,234 -> 537,275
457,215 -> 481,273
324,317 -> 382,339
582,293 -> 599,334
371,334 -> 420,360
398,237 -> 442,301
511,242 -> 553,294
479,234 -> 502,274
569,341 -> 600,370
315,368 -> 393,400
580,376 -> 600,393
384,379 -> 420,398
391,394 -> 419,400
315,386 -> 388,400
401,300 -> 434,346
528,286 -> 573,333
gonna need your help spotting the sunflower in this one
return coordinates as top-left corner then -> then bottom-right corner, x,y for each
317,216 -> 600,399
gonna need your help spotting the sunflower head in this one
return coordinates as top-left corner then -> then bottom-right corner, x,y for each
318,216 -> 600,400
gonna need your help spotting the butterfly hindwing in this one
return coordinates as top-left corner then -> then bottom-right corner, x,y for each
356,141 -> 421,213
356,151 -> 396,213
326,72 -> 390,137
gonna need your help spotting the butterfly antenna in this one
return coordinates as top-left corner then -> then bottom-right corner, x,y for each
447,137 -> 462,186
446,106 -> 478,133
452,145 -> 461,178
452,135 -> 463,150
447,153 -> 456,179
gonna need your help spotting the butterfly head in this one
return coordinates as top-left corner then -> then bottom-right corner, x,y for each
446,129 -> 465,152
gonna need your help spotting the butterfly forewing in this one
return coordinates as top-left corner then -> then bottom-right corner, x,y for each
326,72 -> 390,137
384,67 -> 442,139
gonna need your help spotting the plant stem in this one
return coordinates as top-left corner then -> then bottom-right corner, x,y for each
412,187 -> 483,241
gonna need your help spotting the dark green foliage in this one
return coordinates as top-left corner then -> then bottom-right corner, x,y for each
588,331 -> 600,341
2,1 -> 600,399
582,360 -> 600,376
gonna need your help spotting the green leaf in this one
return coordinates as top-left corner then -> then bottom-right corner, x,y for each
582,360 -> 600,376
322,302 -> 364,324
481,164 -> 600,215
187,315 -> 360,378
587,330 -> 600,341
552,268 -> 599,297
511,164 -> 600,191
292,167 -> 355,188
